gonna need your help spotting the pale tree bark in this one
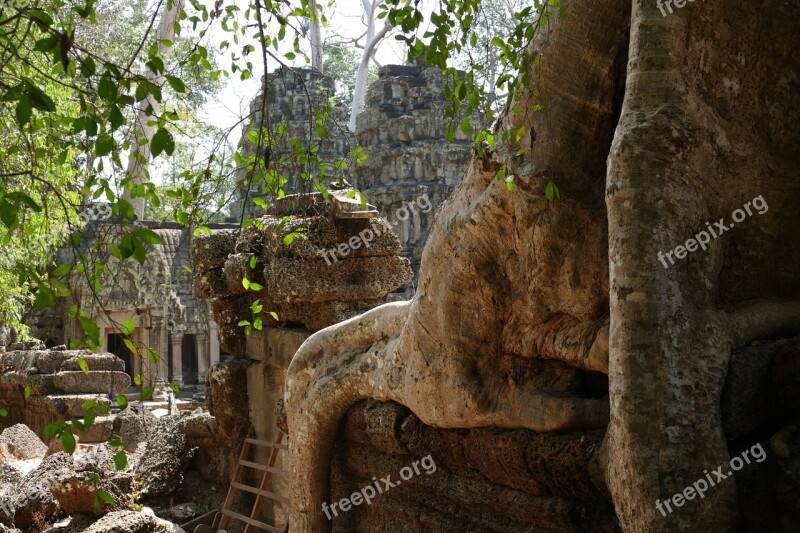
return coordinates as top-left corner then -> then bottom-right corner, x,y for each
347,0 -> 391,132
286,0 -> 800,531
123,0 -> 184,220
309,0 -> 323,72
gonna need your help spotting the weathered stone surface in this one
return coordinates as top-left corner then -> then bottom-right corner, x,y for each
51,371 -> 130,395
260,214 -> 402,261
206,360 -> 251,437
192,267 -> 227,299
82,510 -> 186,533
0,424 -> 47,460
47,467 -> 134,517
218,323 -> 247,357
264,256 -> 412,303
222,253 -> 265,296
190,229 -> 239,272
13,452 -> 70,530
329,401 -> 616,531
135,416 -> 197,498
112,402 -> 157,452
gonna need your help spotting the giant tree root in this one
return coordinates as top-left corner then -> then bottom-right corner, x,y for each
287,0 -> 800,531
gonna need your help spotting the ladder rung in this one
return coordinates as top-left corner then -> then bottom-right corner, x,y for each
231,481 -> 290,504
239,460 -> 288,476
220,509 -> 284,533
245,437 -> 289,450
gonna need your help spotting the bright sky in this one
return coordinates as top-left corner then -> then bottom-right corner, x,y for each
200,0 -> 415,145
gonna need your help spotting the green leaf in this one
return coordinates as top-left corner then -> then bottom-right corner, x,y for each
23,385 -> 30,399
98,74 -> 117,101
113,450 -> 127,471
97,490 -> 116,507
43,421 -> 66,437
52,263 -> 71,277
269,311 -> 279,321
77,357 -> 89,375
108,105 -> 124,130
80,57 -> 96,77
0,408 -> 8,417
133,374 -> 142,386
84,408 -> 96,427
545,180 -> 560,201
147,349 -> 159,365
121,318 -> 135,336
95,134 -> 114,156
169,381 -> 180,393
165,75 -> 187,93
151,128 -> 175,157
116,395 -> 128,408
140,388 -> 154,401
15,95 -> 32,127
62,428 -> 76,454
133,228 -> 164,244
122,339 -> 137,358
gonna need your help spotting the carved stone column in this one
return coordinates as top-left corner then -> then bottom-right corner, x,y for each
170,333 -> 184,387
196,331 -> 209,383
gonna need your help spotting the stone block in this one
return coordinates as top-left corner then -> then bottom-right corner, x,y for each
264,256 -> 412,303
51,371 -> 130,395
192,267 -> 226,299
190,229 -> 239,272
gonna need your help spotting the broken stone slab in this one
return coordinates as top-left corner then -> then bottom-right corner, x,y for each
0,424 -> 47,461
29,395 -> 113,420
134,416 -> 197,498
13,452 -> 70,531
264,256 -> 412,303
112,402 -> 157,452
0,350 -> 120,374
51,371 -> 131,395
266,191 -> 325,217
329,189 -> 379,219
190,229 -> 238,272
217,324 -> 247,357
82,510 -> 186,533
48,468 -> 134,518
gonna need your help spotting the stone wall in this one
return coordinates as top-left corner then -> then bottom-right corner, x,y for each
0,347 -> 127,442
193,190 -> 413,527
329,401 -> 618,532
236,64 -> 483,290
353,64 -> 484,286
234,66 -> 352,219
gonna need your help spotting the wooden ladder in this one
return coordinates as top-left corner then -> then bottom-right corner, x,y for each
199,430 -> 289,533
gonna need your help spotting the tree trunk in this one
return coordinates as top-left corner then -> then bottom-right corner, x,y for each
287,0 -> 800,531
309,0 -> 323,72
123,0 -> 184,220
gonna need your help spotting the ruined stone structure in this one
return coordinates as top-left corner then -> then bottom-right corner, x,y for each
234,66 -> 352,220
0,346 -> 127,442
27,216 -> 235,393
192,190 -> 413,526
236,63 -> 483,289
353,64 -> 483,280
